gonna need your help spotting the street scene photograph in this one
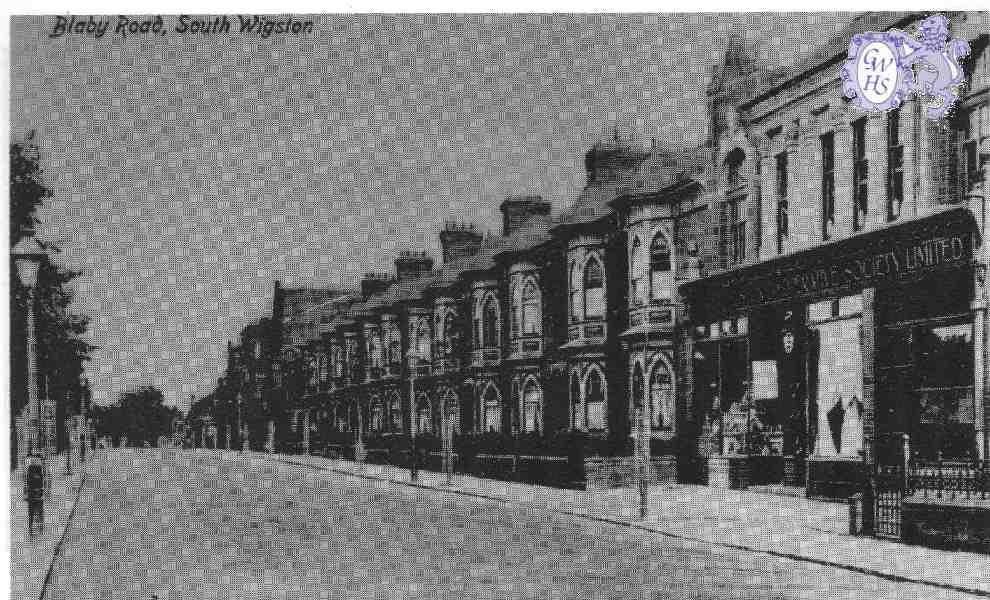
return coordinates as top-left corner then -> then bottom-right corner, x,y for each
8,10 -> 990,599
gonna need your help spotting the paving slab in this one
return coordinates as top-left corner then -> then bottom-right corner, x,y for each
9,453 -> 87,600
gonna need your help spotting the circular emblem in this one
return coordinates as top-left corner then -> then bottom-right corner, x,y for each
841,32 -> 911,112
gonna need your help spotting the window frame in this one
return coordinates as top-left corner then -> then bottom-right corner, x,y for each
521,279 -> 541,336
776,151 -> 789,253
852,117 -> 869,231
821,132 -> 836,239
887,109 -> 904,222
583,256 -> 605,320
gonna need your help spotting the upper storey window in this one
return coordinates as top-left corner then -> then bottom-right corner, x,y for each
583,257 -> 605,319
650,233 -> 672,299
776,151 -> 789,253
482,295 -> 499,348
821,132 -> 836,240
441,312 -> 455,356
569,261 -> 582,323
630,237 -> 646,306
887,109 -> 904,221
726,148 -> 745,189
333,347 -> 343,378
852,117 -> 869,231
521,280 -> 541,335
415,321 -> 430,359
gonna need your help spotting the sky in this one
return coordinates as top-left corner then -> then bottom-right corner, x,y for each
10,13 -> 853,410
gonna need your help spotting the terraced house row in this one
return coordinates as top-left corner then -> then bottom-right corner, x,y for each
202,12 -> 990,501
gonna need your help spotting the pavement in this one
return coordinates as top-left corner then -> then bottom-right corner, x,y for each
269,451 -> 990,597
40,449 -> 985,599
9,452 -> 88,600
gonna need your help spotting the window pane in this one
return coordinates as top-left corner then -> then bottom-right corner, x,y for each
916,321 -> 973,389
523,304 -> 539,334
585,287 -> 605,318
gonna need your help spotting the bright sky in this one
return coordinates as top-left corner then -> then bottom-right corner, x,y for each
10,13 -> 852,410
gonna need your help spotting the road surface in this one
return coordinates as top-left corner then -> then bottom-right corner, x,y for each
44,449 -> 973,599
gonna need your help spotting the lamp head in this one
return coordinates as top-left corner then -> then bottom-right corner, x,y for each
12,230 -> 45,288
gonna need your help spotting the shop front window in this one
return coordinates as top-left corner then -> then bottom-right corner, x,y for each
915,320 -> 975,460
810,301 -> 863,458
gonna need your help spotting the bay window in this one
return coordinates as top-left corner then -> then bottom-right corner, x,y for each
521,280 -> 540,335
583,257 -> 604,319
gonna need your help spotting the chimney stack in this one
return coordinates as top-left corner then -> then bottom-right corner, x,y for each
439,221 -> 484,264
361,272 -> 394,298
499,195 -> 551,237
394,251 -> 434,281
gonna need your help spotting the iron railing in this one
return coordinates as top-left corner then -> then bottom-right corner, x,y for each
909,460 -> 990,502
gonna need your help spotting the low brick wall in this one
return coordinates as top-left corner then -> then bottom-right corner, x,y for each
584,455 -> 677,490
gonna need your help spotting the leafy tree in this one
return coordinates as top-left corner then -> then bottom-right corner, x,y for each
10,133 -> 94,466
92,386 -> 180,446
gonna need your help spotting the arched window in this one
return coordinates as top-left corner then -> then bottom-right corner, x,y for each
370,396 -> 384,432
368,339 -> 379,369
631,237 -> 647,306
318,354 -> 329,384
726,148 -> 745,189
416,321 -> 431,359
308,356 -> 319,387
585,369 -> 606,431
650,362 -> 674,431
510,281 -> 520,337
442,313 -> 455,355
632,363 -> 645,412
650,233 -> 672,299
388,392 -> 402,432
443,390 -> 460,436
389,335 -> 401,369
522,379 -> 542,433
333,347 -> 343,378
570,374 -> 582,429
583,257 -> 604,319
416,394 -> 432,434
521,280 -> 541,335
482,296 -> 499,348
482,385 -> 501,433
569,262 -> 582,322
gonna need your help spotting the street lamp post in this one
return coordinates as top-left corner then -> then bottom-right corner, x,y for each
13,230 -> 46,466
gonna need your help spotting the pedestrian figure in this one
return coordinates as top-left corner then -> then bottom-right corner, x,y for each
24,454 -> 45,534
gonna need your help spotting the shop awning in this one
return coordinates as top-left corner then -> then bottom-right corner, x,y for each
680,207 -> 981,321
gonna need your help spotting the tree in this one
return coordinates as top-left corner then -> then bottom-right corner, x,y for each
92,386 -> 179,447
10,133 -> 94,466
